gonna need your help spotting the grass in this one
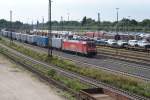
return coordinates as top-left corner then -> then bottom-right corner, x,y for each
0,37 -> 150,98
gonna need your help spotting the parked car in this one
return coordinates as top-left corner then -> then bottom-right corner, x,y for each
117,40 -> 128,47
107,39 -> 117,47
128,40 -> 138,47
137,40 -> 150,48
95,39 -> 108,46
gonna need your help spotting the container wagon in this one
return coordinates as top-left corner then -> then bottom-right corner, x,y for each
52,38 -> 62,49
16,33 -> 21,41
27,35 -> 37,44
12,32 -> 16,39
3,31 -> 8,37
21,34 -> 28,42
36,36 -> 48,47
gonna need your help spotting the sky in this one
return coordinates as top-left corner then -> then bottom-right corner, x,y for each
0,0 -> 150,23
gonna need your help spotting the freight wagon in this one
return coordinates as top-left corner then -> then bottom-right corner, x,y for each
7,31 -> 11,38
21,34 -> 28,42
3,31 -> 9,37
16,33 -> 21,41
0,31 -> 2,36
52,38 -> 62,49
36,36 -> 48,47
12,32 -> 16,39
27,35 -> 37,44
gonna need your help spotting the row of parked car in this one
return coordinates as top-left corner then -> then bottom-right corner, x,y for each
94,38 -> 150,48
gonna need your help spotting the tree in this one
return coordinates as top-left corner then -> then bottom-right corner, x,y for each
81,16 -> 87,26
130,19 -> 138,26
140,19 -> 150,27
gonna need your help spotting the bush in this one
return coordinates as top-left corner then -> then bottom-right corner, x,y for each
47,69 -> 56,77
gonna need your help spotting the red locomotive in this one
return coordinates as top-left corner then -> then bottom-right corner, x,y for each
62,40 -> 97,56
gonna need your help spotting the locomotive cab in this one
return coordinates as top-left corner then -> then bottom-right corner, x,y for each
87,41 -> 97,56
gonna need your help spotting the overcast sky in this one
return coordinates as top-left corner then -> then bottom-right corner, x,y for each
0,0 -> 150,23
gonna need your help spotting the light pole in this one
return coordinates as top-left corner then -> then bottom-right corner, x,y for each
67,12 -> 70,22
98,12 -> 101,28
10,10 -> 13,43
48,0 -> 52,57
98,12 -> 101,37
115,8 -> 119,55
116,8 -> 119,35
42,16 -> 45,34
61,16 -> 64,31
127,16 -> 130,40
67,11 -> 70,32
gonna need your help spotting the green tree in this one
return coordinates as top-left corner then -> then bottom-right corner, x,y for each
81,16 -> 87,26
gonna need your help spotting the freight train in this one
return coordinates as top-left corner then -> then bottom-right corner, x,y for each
0,30 -> 97,56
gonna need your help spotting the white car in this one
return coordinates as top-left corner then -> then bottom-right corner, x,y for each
137,40 -> 150,48
117,40 -> 128,47
107,39 -> 117,46
128,40 -> 138,47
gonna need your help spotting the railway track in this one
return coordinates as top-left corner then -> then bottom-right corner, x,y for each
0,43 -> 149,100
97,45 -> 150,67
97,45 -> 150,53
97,46 -> 150,62
1,37 -> 150,81
17,42 -> 150,81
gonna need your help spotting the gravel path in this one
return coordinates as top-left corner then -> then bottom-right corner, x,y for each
0,54 -> 65,100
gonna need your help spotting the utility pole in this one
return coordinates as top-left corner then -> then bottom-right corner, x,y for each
98,12 -> 101,24
61,16 -> 64,31
32,20 -> 34,31
48,0 -> 52,57
42,17 -> 45,34
67,12 -> 70,22
116,8 -> 119,35
97,12 -> 101,38
98,13 -> 101,29
127,16 -> 130,40
115,8 -> 119,55
10,10 -> 13,43
67,12 -> 70,33
36,20 -> 39,35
